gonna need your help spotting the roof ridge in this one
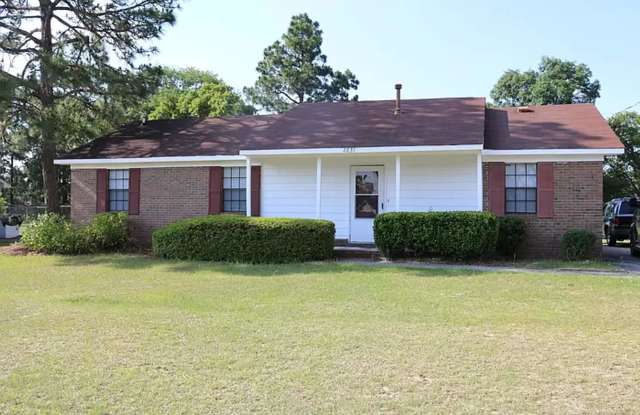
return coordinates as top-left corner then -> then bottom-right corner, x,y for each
297,97 -> 486,105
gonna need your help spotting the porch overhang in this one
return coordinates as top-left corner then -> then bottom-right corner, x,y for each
239,144 -> 483,157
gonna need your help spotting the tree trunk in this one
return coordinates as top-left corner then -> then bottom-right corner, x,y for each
41,138 -> 58,212
9,153 -> 14,205
39,0 -> 59,213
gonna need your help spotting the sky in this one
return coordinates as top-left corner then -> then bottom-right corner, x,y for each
149,0 -> 640,117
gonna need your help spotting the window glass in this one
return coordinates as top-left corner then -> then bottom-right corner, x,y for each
505,163 -> 536,214
619,202 -> 634,215
355,171 -> 379,218
108,169 -> 129,212
223,167 -> 246,213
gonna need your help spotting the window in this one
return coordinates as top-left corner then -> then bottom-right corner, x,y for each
223,167 -> 246,213
619,201 -> 634,215
505,163 -> 536,214
109,169 -> 129,212
354,170 -> 379,218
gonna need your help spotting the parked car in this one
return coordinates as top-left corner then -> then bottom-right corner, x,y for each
603,198 -> 635,246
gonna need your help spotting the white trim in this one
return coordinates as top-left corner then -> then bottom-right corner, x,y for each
246,158 -> 251,217
395,155 -> 401,212
482,154 -> 606,163
316,157 -> 322,218
56,147 -> 623,167
55,155 -> 246,166
476,152 -> 483,211
240,144 -> 483,156
482,148 -> 623,156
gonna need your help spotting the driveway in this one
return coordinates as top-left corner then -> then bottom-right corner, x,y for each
602,243 -> 640,272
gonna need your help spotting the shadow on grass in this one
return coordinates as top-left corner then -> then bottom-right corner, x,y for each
53,253 -> 483,278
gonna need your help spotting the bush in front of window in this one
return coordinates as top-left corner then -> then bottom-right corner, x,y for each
373,211 -> 498,260
152,215 -> 335,263
560,229 -> 598,261
496,216 -> 527,260
21,212 -> 130,255
84,212 -> 129,252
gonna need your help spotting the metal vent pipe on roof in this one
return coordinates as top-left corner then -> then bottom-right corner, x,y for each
394,84 -> 402,115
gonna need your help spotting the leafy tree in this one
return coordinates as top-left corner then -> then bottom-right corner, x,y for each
145,67 -> 255,119
244,13 -> 359,113
0,0 -> 180,212
604,111 -> 640,201
491,57 -> 600,106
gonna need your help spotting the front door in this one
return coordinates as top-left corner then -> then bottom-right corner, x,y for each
350,166 -> 384,243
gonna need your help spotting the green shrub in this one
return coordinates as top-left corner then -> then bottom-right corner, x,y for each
21,212 -> 129,255
561,229 -> 598,260
0,196 -> 6,216
374,211 -> 498,260
496,216 -> 527,259
21,213 -> 89,255
84,212 -> 129,251
152,215 -> 335,263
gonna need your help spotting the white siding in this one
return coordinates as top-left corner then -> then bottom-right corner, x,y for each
258,153 -> 478,240
399,154 -> 478,212
260,158 -> 316,217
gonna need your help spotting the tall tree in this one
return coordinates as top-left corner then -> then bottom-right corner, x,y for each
604,111 -> 640,200
0,0 -> 179,212
491,56 -> 600,107
145,67 -> 255,119
244,13 -> 359,113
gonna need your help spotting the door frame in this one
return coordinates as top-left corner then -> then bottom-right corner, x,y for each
349,165 -> 385,243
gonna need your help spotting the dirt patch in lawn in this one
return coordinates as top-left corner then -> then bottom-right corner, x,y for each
0,243 -> 34,256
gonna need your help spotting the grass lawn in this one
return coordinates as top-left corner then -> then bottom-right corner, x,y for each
1,254 -> 640,413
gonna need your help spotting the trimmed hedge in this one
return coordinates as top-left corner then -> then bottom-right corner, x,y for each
496,216 -> 527,259
21,212 -> 129,255
561,229 -> 598,260
374,211 -> 498,260
152,215 -> 335,263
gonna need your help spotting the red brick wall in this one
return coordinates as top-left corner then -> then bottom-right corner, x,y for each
483,161 -> 603,258
71,169 -> 97,225
71,167 -> 210,244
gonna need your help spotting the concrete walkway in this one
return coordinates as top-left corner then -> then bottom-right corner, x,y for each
338,257 -> 640,277
602,244 -> 640,273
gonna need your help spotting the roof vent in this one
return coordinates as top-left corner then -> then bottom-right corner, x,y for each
394,83 -> 402,115
517,106 -> 534,113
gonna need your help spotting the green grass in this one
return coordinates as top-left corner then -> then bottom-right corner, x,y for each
1,254 -> 640,413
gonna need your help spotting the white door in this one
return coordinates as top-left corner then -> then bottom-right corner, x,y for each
350,166 -> 384,243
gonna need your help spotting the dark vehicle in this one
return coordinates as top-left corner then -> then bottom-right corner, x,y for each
604,198 -> 635,246
630,198 -> 640,256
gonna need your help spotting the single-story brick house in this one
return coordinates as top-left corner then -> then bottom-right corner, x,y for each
56,87 -> 623,257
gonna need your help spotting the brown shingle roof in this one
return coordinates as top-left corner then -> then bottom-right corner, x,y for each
61,115 -> 277,159
484,103 -> 623,150
243,97 -> 486,150
60,98 -> 621,160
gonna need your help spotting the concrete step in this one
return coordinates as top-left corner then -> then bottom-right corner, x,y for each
334,245 -> 381,261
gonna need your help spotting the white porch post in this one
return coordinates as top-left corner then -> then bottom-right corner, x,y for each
395,155 -> 401,211
246,157 -> 252,216
316,157 -> 322,218
476,152 -> 483,211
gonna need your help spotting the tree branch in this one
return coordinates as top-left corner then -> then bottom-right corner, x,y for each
0,22 -> 41,45
277,89 -> 299,104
